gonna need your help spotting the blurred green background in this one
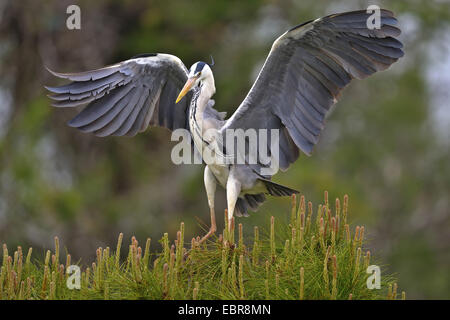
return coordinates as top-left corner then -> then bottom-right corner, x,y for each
0,0 -> 449,299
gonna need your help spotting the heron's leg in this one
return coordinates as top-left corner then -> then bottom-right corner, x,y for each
198,166 -> 217,244
226,169 -> 241,232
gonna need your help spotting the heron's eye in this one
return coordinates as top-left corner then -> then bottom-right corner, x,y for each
196,72 -> 201,77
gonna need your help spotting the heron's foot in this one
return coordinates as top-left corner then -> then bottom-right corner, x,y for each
183,226 -> 217,260
197,225 -> 217,245
196,207 -> 217,245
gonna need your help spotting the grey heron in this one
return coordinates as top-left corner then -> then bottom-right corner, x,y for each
46,9 -> 403,243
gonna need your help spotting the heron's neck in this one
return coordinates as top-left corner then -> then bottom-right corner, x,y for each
194,76 -> 216,115
189,77 -> 217,154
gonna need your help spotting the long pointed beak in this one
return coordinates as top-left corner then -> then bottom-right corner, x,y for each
176,77 -> 196,104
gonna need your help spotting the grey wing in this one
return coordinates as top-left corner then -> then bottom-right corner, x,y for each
221,9 -> 403,172
46,53 -> 192,137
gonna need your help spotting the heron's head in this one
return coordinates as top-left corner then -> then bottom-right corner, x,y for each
176,61 -> 215,103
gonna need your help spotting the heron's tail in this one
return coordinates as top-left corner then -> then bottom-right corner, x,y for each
235,193 -> 266,217
260,179 -> 299,197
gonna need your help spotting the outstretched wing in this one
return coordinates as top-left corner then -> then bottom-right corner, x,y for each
46,53 -> 192,137
220,9 -> 403,172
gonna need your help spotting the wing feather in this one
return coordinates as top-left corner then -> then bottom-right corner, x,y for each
46,53 -> 191,137
78,87 -> 135,133
221,9 -> 403,174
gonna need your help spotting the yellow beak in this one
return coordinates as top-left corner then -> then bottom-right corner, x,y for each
176,77 -> 197,104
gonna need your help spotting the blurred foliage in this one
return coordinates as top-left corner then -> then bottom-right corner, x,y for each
0,0 -> 448,299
